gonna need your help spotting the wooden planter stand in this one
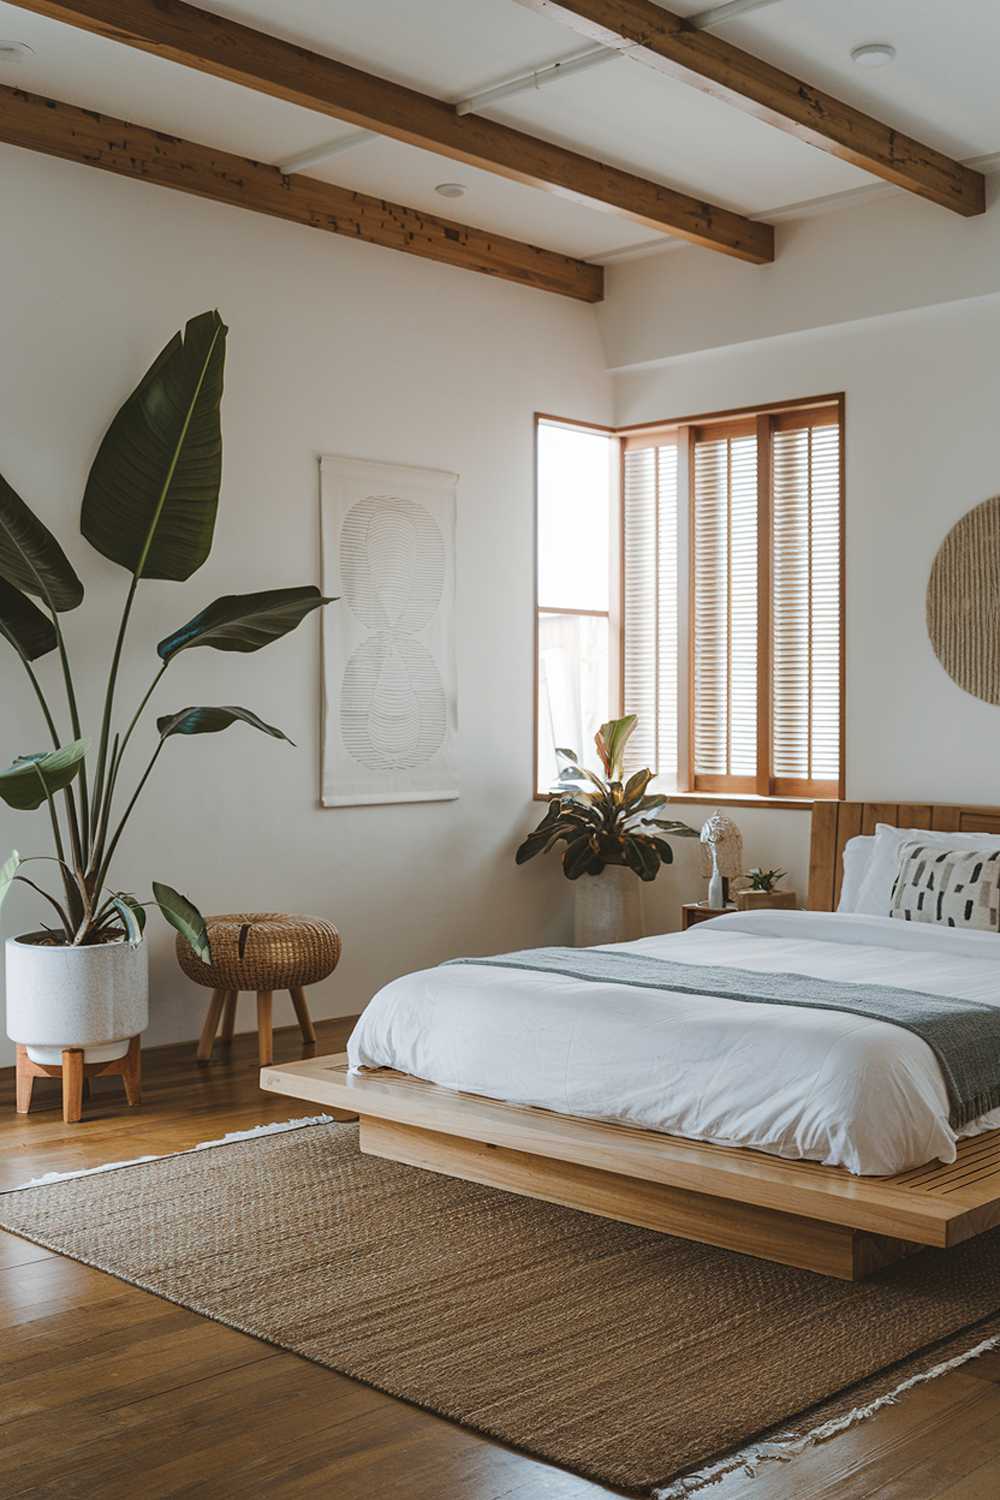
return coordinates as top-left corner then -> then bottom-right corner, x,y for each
16,1037 -> 142,1124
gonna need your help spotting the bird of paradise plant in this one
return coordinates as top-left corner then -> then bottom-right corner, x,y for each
0,311 -> 334,958
516,714 -> 697,879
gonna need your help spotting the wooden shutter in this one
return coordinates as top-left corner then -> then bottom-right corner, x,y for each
691,421 -> 758,790
770,410 -> 842,796
619,397 -> 843,802
622,440 -> 678,780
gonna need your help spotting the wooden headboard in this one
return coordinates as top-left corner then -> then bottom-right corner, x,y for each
808,800 -> 1000,911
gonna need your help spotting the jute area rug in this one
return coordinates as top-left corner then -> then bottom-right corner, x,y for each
3,1118 -> 1000,1499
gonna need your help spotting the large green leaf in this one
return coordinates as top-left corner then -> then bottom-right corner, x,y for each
0,740 -> 87,811
623,836 -> 660,882
644,818 -> 699,837
594,715 -> 637,780
515,820 -> 580,864
157,586 -> 334,662
152,881 -> 211,963
558,763 -> 604,793
156,706 -> 292,743
0,577 -> 57,661
0,472 -> 83,610
0,850 -> 19,915
111,891 -> 147,934
623,768 -> 653,808
563,833 -> 598,880
108,895 -> 144,948
81,311 -> 227,581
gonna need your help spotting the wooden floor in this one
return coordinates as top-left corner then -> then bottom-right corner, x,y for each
2,1023 -> 1000,1499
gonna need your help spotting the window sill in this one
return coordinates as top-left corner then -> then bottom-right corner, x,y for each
532,789 -> 819,811
659,791 -> 817,812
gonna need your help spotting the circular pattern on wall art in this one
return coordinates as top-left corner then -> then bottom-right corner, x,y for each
926,494 -> 1000,704
338,493 -> 448,772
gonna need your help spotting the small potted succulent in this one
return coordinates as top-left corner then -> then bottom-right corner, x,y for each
517,715 -> 696,945
0,310 -> 334,1075
736,868 -> 795,912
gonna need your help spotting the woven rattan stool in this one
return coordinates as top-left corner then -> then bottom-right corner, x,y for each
176,913 -> 341,1067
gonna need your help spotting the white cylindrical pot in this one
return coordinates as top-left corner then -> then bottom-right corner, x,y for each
5,934 -> 148,1065
573,865 -> 644,948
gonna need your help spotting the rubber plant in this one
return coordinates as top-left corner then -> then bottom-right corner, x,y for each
0,311 -> 334,958
516,714 -> 698,879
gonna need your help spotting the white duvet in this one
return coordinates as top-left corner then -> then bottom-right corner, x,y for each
347,910 -> 1000,1176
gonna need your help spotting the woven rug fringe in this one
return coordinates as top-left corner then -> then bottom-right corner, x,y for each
7,1114 -> 336,1193
652,1328 -> 1000,1498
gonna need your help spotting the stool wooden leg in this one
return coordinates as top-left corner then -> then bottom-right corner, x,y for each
197,989 -> 227,1063
220,992 -> 237,1045
122,1036 -> 141,1106
257,992 -> 273,1067
289,986 -> 317,1045
62,1049 -> 84,1125
15,1046 -> 33,1116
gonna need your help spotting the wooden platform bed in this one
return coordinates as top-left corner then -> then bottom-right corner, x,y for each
261,801 -> 1000,1281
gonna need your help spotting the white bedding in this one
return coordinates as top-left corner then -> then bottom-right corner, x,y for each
346,909 -> 1000,1176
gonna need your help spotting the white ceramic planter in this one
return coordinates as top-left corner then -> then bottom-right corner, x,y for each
573,865 -> 644,947
5,933 -> 148,1065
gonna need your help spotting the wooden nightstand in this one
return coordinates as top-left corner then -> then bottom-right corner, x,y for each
681,902 -> 736,930
735,890 -> 799,912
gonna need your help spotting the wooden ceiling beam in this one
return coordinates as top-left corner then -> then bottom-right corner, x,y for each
4,0 -> 773,262
517,0 -> 986,218
0,85 -> 605,302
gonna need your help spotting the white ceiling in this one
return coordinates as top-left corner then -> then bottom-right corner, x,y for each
1,0 -> 998,263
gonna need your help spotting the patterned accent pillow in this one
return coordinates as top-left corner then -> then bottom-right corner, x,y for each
890,841 -> 1000,931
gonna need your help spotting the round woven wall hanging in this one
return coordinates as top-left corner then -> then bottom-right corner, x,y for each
926,495 -> 1000,704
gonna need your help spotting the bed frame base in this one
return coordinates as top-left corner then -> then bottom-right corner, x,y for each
360,1116 -> 915,1280
261,795 -> 1000,1280
262,1054 -> 1000,1281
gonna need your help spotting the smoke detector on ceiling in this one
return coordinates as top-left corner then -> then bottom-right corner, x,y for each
435,183 -> 467,199
850,43 -> 896,68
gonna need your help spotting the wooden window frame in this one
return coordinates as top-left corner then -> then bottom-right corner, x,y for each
533,397 -> 845,806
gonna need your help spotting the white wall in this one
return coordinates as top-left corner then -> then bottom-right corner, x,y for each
605,188 -> 1000,910
0,147 -> 612,1063
601,182 -> 1000,371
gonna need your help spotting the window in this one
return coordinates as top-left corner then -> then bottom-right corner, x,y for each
624,400 -> 843,799
534,399 -> 844,801
534,419 -> 617,795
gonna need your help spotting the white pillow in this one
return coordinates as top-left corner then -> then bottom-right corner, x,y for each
837,835 -> 875,912
854,822 -> 1000,917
